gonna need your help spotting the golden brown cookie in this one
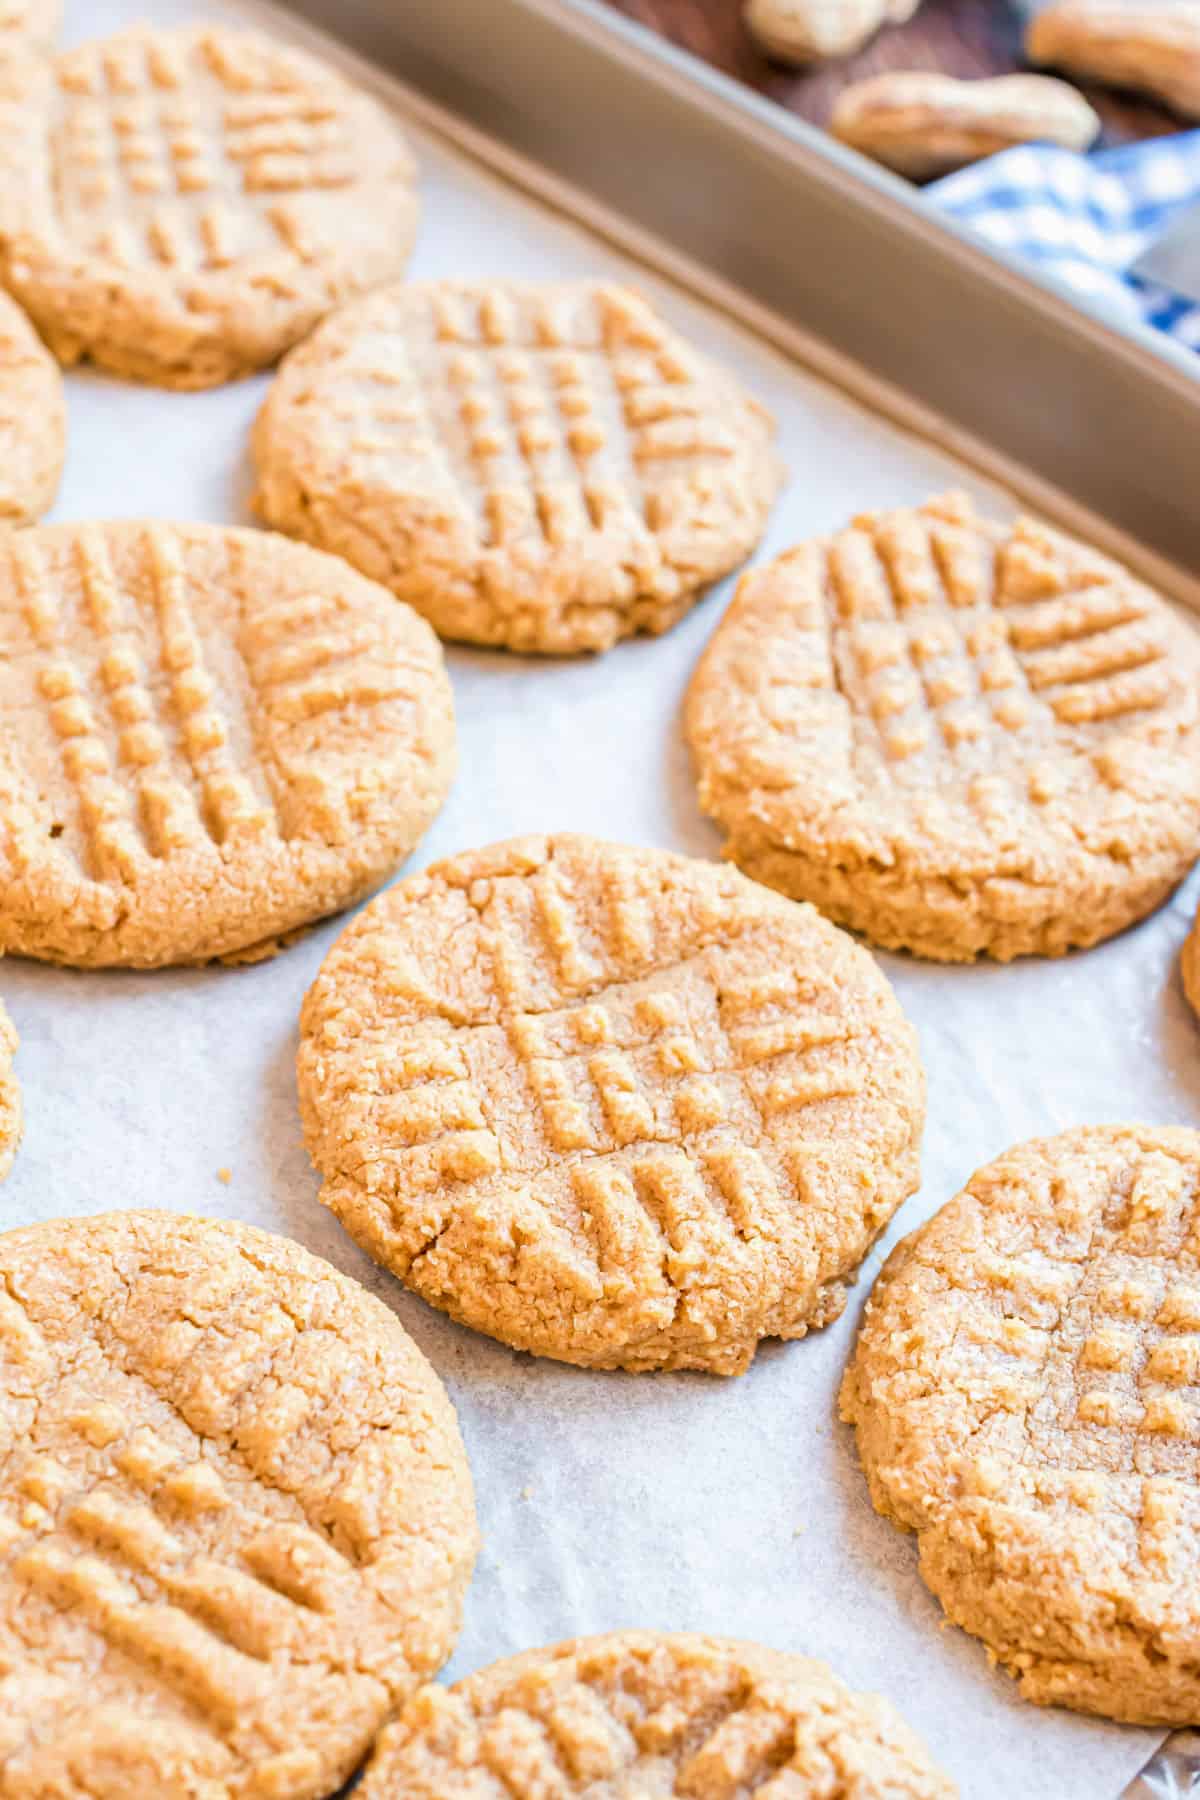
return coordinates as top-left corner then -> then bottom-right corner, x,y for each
0,288 -> 65,524
358,1631 -> 957,1799
0,1210 -> 478,1799
0,520 -> 455,968
0,0 -> 58,52
0,999 -> 19,1181
253,280 -> 781,653
298,833 -> 924,1373
686,492 -> 1200,961
0,25 -> 419,388
842,1125 -> 1200,1724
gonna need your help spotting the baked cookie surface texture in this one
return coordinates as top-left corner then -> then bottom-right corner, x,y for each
0,521 -> 455,968
686,493 -> 1200,960
842,1125 -> 1200,1723
253,279 -> 781,653
298,833 -> 924,1373
0,25 -> 420,387
358,1631 -> 958,1799
0,1210 -> 479,1799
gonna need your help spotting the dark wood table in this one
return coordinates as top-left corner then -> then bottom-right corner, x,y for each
600,0 -> 1177,151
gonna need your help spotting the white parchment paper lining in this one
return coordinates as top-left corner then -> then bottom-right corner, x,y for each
5,4 -> 1199,1795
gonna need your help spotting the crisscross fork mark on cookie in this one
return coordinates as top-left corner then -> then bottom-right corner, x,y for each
0,1213 -> 477,1796
462,984 -> 856,1307
962,1150 -> 1200,1473
3,1396 -> 360,1743
53,29 -> 359,279
0,520 -> 455,967
828,500 -> 1171,789
253,281 -> 781,651
299,836 -> 923,1371
12,526 -> 275,881
339,284 -> 745,556
841,1135 -> 1200,1483
353,854 -> 867,1254
0,24 -> 421,388
407,287 -> 649,551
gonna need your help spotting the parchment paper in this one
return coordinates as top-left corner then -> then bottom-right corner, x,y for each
4,3 -> 1198,1794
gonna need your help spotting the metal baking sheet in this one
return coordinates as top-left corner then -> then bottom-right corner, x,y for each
4,2 -> 1200,1796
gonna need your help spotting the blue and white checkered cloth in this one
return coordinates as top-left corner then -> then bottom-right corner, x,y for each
927,130 -> 1200,352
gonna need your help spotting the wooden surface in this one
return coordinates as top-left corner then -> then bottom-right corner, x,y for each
600,0 -> 1177,150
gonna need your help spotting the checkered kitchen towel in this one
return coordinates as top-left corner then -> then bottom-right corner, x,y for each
927,129 -> 1200,352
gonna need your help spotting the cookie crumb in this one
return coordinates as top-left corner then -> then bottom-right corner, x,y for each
520,1484 -> 534,1502
216,1167 -> 232,1185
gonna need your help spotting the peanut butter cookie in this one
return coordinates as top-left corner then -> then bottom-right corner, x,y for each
253,280 -> 781,653
842,1125 -> 1200,1724
0,289 -> 65,524
0,25 -> 419,388
0,1210 -> 478,1799
298,834 -> 924,1373
358,1631 -> 957,1799
686,493 -> 1200,960
0,521 -> 454,967
0,1000 -> 18,1181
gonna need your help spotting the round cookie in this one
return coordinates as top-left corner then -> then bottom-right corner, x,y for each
841,1125 -> 1200,1724
0,1210 -> 478,1799
357,1631 -> 957,1799
0,289 -> 66,524
0,25 -> 420,388
0,520 -> 455,967
298,833 -> 924,1373
0,1000 -> 19,1181
686,492 -> 1200,961
253,279 -> 781,653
